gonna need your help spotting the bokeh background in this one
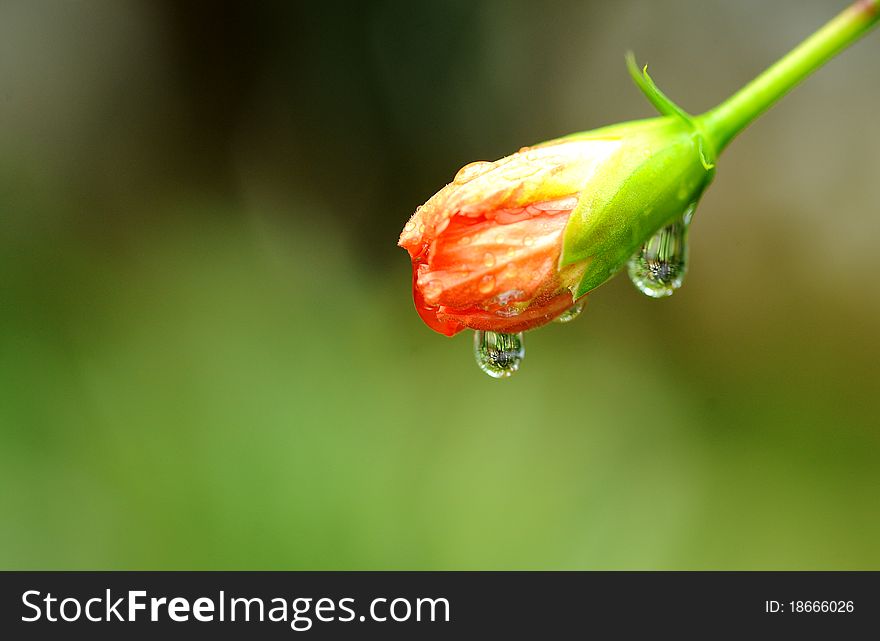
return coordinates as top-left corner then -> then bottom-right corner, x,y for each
2,0 -> 878,569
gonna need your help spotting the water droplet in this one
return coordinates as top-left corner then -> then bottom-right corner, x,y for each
454,161 -> 492,184
682,205 -> 695,225
483,252 -> 496,268
478,274 -> 495,294
473,331 -> 525,378
422,279 -> 443,301
404,221 -> 415,232
627,207 -> 693,298
459,235 -> 471,246
523,236 -> 534,247
491,289 -> 524,317
494,306 -> 521,318
555,300 -> 585,323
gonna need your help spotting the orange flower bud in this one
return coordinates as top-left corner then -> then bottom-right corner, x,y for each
398,139 -> 615,336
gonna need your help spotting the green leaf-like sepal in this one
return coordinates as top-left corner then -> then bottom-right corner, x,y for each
627,53 -> 716,169
554,55 -> 723,298
626,52 -> 692,124
559,116 -> 716,298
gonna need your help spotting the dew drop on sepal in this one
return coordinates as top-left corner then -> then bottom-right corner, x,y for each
473,330 -> 525,378
627,205 -> 694,298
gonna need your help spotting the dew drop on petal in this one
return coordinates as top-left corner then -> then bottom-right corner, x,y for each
504,164 -> 540,180
627,205 -> 694,298
555,300 -> 585,323
523,236 -> 534,247
454,161 -> 493,184
422,279 -> 443,301
478,274 -> 495,294
483,252 -> 496,268
492,289 -> 525,318
494,305 -> 521,318
404,221 -> 415,232
473,330 -> 525,378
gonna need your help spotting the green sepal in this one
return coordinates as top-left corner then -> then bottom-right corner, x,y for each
625,53 -> 717,168
559,117 -> 715,298
626,52 -> 692,124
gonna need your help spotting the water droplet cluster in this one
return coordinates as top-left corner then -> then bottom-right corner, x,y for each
466,205 -> 697,377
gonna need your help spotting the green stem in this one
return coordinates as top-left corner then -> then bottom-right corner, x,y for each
698,0 -> 879,153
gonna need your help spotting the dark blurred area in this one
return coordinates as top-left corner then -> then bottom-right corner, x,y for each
1,0 -> 878,569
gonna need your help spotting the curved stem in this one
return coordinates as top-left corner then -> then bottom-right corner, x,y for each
698,0 -> 879,154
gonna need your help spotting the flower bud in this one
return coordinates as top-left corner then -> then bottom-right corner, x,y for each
399,57 -> 715,336
399,140 -> 614,336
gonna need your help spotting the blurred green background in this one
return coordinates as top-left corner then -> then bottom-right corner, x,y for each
1,0 -> 878,569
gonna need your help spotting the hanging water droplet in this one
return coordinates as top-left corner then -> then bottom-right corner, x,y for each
473,331 -> 525,378
555,300 -> 585,323
627,207 -> 693,298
